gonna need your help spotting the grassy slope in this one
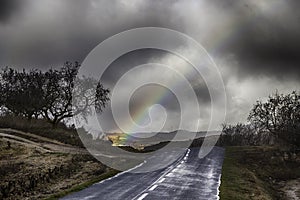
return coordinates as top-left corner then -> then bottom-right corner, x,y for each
44,169 -> 119,200
0,122 -> 118,199
0,115 -> 124,199
0,138 -> 110,200
0,115 -> 84,147
220,146 -> 300,200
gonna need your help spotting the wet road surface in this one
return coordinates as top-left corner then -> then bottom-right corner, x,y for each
61,146 -> 224,200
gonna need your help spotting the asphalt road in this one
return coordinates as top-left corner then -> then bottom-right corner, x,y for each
61,146 -> 225,200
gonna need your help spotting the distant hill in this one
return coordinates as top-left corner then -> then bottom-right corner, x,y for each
105,130 -> 221,149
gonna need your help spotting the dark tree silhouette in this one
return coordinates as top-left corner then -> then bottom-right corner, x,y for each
41,62 -> 110,126
0,68 -> 45,120
248,91 -> 300,146
220,123 -> 274,146
0,62 -> 110,126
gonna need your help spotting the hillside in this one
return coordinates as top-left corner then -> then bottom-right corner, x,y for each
0,129 -> 116,200
220,146 -> 300,200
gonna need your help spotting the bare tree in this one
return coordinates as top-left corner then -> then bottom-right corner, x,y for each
41,62 -> 110,126
0,68 -> 45,120
0,62 -> 110,127
248,91 -> 300,146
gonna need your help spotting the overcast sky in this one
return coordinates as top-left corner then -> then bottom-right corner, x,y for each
1,0 -> 299,132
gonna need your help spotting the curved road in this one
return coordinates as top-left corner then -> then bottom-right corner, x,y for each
61,147 -> 225,200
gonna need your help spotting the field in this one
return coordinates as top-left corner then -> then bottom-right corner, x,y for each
0,128 -> 118,200
220,146 -> 300,200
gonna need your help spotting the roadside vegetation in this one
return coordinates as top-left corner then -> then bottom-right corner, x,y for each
0,62 -> 109,127
0,63 -> 113,199
0,129 -> 112,200
220,146 -> 300,200
219,91 -> 300,200
0,62 -> 110,147
0,115 -> 83,147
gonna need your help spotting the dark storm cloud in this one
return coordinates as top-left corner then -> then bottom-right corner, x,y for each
233,34 -> 300,79
227,17 -> 300,79
101,49 -> 211,104
0,0 -> 300,130
1,0 -> 299,80
0,0 -> 22,23
101,49 -> 165,85
213,0 -> 300,79
0,0 -> 184,68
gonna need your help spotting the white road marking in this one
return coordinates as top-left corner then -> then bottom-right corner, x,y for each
132,149 -> 190,200
82,195 -> 96,200
166,173 -> 173,177
137,193 -> 149,200
149,185 -> 158,191
95,161 -> 146,185
217,174 -> 222,200
158,178 -> 165,183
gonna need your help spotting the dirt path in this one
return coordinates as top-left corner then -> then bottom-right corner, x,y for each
0,128 -> 109,200
0,128 -> 88,154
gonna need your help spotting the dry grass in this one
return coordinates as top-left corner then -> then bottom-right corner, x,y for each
220,146 -> 300,200
0,115 -> 83,147
0,138 -> 109,200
